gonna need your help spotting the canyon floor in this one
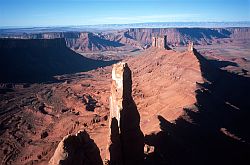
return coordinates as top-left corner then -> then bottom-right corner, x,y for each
0,42 -> 250,164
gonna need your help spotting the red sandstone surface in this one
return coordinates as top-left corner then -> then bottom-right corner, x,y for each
0,35 -> 250,164
0,46 -> 203,164
127,48 -> 203,134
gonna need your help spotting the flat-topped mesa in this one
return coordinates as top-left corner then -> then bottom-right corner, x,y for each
187,41 -> 194,52
107,62 -> 144,165
152,35 -> 170,50
0,38 -> 66,49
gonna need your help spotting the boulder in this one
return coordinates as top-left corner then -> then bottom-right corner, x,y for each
49,130 -> 102,165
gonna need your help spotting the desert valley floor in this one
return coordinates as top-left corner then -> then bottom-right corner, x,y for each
0,27 -> 250,165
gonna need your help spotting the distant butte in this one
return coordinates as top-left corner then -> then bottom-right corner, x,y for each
151,35 -> 171,50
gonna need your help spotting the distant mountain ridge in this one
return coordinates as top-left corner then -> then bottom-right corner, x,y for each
0,27 -> 250,52
126,27 -> 250,45
1,21 -> 249,31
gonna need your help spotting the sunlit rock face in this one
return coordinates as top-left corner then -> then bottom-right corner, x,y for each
107,62 -> 144,165
152,36 -> 169,49
188,41 -> 194,52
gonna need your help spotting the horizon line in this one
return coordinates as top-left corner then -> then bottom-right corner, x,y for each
1,21 -> 250,29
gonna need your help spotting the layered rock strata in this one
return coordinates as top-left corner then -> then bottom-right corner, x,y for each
152,35 -> 169,49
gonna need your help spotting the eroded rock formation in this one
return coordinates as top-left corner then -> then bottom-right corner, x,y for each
152,35 -> 169,49
49,130 -> 102,165
107,62 -> 144,165
188,41 -> 194,52
48,62 -> 144,165
1,28 -> 250,51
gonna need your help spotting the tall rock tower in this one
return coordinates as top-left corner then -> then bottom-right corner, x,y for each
187,41 -> 194,52
107,62 -> 144,165
152,35 -> 169,49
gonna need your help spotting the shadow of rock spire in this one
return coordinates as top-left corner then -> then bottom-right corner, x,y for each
107,62 -> 144,165
144,47 -> 250,165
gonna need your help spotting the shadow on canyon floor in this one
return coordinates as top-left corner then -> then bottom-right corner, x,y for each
109,63 -> 144,165
0,41 -> 118,84
144,50 -> 250,165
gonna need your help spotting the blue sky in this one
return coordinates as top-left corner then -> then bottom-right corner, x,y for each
0,0 -> 249,27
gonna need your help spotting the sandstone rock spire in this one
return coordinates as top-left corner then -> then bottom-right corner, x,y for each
188,41 -> 194,52
107,62 -> 144,165
49,130 -> 102,165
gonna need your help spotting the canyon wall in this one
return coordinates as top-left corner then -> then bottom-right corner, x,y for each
126,28 -> 250,45
0,38 -> 66,48
1,27 -> 250,51
0,38 -> 115,83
